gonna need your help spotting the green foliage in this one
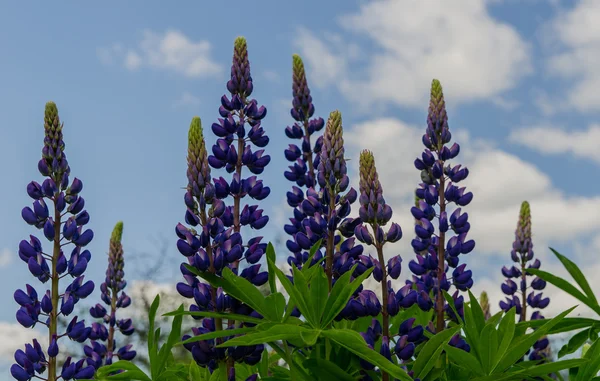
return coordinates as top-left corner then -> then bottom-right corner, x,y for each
91,295 -> 193,381
91,244 -> 600,380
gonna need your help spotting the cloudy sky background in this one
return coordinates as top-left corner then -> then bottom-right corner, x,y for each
1,0 -> 600,372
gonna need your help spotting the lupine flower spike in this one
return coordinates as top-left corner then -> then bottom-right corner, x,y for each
284,54 -> 326,269
353,150 -> 413,380
480,291 -> 491,320
12,102 -> 95,381
85,221 -> 136,369
409,79 -> 475,338
499,201 -> 551,361
176,36 -> 269,378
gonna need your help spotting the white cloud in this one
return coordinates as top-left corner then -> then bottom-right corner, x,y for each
98,30 -> 223,78
172,92 -> 201,109
509,124 -> 600,164
295,0 -> 531,108
344,117 -> 600,261
0,249 -> 12,268
0,323 -> 47,363
546,0 -> 600,111
293,28 -> 349,89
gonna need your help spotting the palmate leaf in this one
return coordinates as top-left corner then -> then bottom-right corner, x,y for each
493,306 -> 575,374
412,326 -> 461,378
183,264 -> 277,321
322,329 -> 414,381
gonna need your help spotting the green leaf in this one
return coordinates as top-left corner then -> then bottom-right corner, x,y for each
266,243 -> 278,294
462,303 -> 481,360
443,290 -> 461,324
258,348 -> 269,379
445,344 -> 484,375
469,290 -> 486,334
291,265 -> 317,325
517,317 -> 599,334
155,304 -> 184,376
179,327 -> 255,346
550,248 -> 598,305
95,361 -> 152,381
494,306 -> 575,373
413,326 -> 461,378
417,345 -> 445,380
165,310 -> 264,325
217,324 -> 320,347
322,329 -> 413,381
304,358 -> 356,381
268,257 -> 315,326
321,266 -> 373,327
479,322 -> 498,373
188,361 -> 203,381
558,327 -> 591,358
310,266 -> 328,324
265,292 -> 287,321
519,359 -> 588,378
527,268 -> 598,314
148,295 -> 160,361
301,239 -> 323,275
576,336 -> 600,381
492,307 -> 516,371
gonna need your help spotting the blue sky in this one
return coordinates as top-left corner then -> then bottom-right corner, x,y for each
2,0 -> 600,367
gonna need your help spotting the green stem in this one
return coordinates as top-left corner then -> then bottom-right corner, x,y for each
48,197 -> 62,381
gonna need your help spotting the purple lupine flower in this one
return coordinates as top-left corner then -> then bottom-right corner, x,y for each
284,54 -> 325,189
499,201 -> 551,362
284,54 -> 326,269
176,37 -> 269,374
12,102 -> 96,381
284,107 -> 363,294
358,318 -> 425,380
407,79 -> 475,335
85,221 -> 136,369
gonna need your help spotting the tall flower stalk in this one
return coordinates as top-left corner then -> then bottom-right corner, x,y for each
499,201 -> 551,361
353,150 -> 403,381
12,102 -> 96,381
409,79 -> 475,334
284,54 -> 326,269
176,36 -> 269,380
86,221 -> 136,369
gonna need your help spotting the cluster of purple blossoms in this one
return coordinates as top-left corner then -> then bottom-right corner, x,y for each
406,79 -> 474,347
283,57 -> 383,327
283,54 -> 327,269
499,201 -> 551,361
12,102 -> 96,381
175,37 -> 267,380
351,151 -> 427,380
285,109 -> 367,297
360,318 -> 426,381
85,221 -> 136,369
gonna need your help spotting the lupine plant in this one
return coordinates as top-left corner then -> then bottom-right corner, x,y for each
499,201 -> 552,362
10,36 -> 600,381
85,221 -> 136,368
408,79 -> 475,336
12,102 -> 96,381
174,36 -> 269,380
